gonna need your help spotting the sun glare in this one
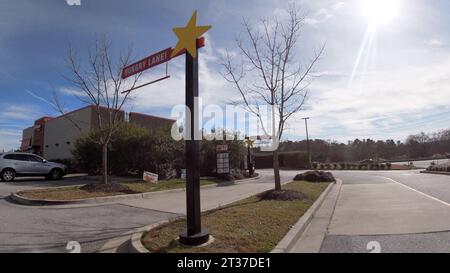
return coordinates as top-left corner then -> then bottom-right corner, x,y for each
363,0 -> 400,24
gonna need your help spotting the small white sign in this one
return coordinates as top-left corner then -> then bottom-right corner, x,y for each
143,171 -> 158,183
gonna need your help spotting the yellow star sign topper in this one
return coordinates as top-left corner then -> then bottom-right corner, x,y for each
172,11 -> 211,58
245,138 -> 254,148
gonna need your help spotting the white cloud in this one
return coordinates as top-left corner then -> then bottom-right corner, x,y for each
304,18 -> 320,25
331,2 -> 346,10
0,129 -> 22,152
0,104 -> 43,121
304,2 -> 345,25
423,39 -> 445,47
0,104 -> 46,151
66,0 -> 81,6
286,55 -> 450,142
59,87 -> 85,97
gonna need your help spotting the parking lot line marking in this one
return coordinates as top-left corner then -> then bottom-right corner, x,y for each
377,176 -> 450,207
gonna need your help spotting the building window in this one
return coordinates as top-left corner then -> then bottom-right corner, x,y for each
55,143 -> 59,147
66,141 -> 71,145
45,145 -> 49,148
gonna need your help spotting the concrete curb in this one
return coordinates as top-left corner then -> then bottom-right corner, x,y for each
98,217 -> 180,253
10,175 -> 260,207
126,219 -> 175,253
420,170 -> 450,176
270,181 -> 336,253
124,179 -> 336,254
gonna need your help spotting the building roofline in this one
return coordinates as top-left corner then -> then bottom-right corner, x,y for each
45,105 -> 121,124
35,105 -> 174,125
50,105 -> 93,122
129,111 -> 176,122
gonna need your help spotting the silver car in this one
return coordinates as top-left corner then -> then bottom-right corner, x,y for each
0,152 -> 68,182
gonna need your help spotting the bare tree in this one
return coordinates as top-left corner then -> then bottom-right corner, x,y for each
55,37 -> 141,184
221,6 -> 324,191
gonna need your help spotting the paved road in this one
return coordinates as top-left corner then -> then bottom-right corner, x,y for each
0,200 -> 174,253
281,169 -> 450,253
3,169 -> 448,253
0,171 -> 290,253
395,159 -> 449,169
117,173 -> 292,214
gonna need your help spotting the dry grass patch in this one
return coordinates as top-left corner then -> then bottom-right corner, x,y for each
141,181 -> 330,253
17,177 -> 224,201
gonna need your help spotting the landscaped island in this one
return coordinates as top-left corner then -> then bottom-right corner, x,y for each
16,177 -> 227,201
140,180 -> 330,253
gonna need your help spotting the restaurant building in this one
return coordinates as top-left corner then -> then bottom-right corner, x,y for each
20,105 -> 175,159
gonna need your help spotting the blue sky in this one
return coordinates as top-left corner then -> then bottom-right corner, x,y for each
1,0 -> 450,151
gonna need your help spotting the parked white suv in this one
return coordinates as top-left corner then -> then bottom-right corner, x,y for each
0,152 -> 68,182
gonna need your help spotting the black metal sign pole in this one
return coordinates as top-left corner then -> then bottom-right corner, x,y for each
179,51 -> 210,246
247,143 -> 252,176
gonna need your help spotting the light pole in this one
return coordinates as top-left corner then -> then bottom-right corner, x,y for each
245,136 -> 254,176
302,117 -> 312,169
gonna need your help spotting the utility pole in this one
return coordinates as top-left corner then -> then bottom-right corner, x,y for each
302,117 -> 312,169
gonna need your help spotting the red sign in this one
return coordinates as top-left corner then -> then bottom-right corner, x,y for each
20,137 -> 31,151
121,37 -> 206,79
122,47 -> 172,79
216,144 -> 228,152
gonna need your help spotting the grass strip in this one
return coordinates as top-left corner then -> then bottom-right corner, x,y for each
141,180 -> 330,253
17,177 -> 224,201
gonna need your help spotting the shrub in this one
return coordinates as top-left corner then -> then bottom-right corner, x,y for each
294,171 -> 336,182
73,136 -> 102,175
281,152 -> 309,169
73,122 -> 184,179
74,126 -> 247,179
253,151 -> 308,170
386,162 -> 392,169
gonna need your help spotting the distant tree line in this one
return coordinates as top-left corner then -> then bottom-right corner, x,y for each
257,129 -> 450,163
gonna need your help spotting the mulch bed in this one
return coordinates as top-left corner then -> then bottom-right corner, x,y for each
79,182 -> 138,194
294,171 -> 336,183
258,189 -> 307,201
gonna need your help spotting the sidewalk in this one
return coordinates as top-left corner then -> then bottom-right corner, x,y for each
99,172 -> 295,252
290,175 -> 450,253
289,179 -> 342,253
118,173 -> 292,214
